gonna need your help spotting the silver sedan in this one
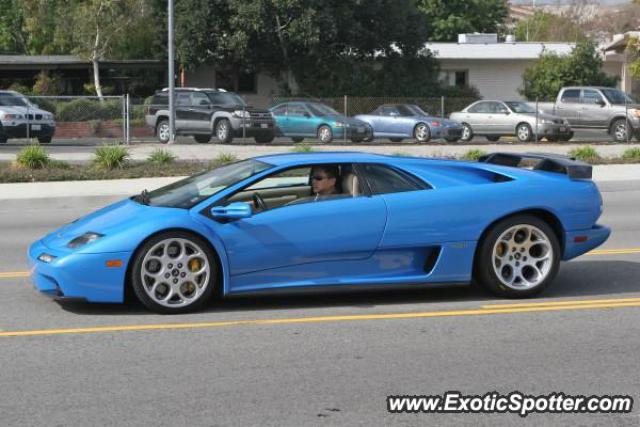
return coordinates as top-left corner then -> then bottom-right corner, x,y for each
450,100 -> 574,142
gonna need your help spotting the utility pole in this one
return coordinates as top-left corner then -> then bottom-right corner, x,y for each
168,0 -> 175,144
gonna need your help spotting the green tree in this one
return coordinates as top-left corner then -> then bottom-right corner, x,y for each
520,41 -> 618,101
0,0 -> 27,53
417,0 -> 509,42
514,11 -> 588,42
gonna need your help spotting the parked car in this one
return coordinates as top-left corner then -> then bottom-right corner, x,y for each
450,100 -> 573,143
269,101 -> 373,143
28,151 -> 609,313
354,104 -> 463,142
0,90 -> 55,144
145,88 -> 275,144
535,86 -> 640,142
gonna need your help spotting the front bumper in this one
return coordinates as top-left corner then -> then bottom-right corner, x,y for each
433,126 -> 463,139
0,122 -> 56,138
230,117 -> 276,138
28,239 -> 131,303
535,123 -> 572,138
562,224 -> 611,261
335,125 -> 373,139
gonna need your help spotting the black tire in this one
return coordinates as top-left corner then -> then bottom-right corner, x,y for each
37,136 -> 52,144
389,138 -> 403,142
156,119 -> 171,144
611,118 -> 629,142
318,125 -> 333,143
474,215 -> 560,298
486,136 -> 500,142
292,137 -> 304,143
130,230 -> 219,314
413,122 -> 431,142
460,123 -> 473,142
194,135 -> 211,144
516,123 -> 533,143
255,136 -> 275,143
215,118 -> 233,144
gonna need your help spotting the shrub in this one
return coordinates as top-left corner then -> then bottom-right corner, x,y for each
56,99 -> 122,122
147,148 -> 176,165
210,153 -> 238,167
568,145 -> 600,162
290,144 -> 314,153
15,145 -> 50,169
621,147 -> 640,161
31,71 -> 64,95
93,145 -> 130,169
459,149 -> 487,161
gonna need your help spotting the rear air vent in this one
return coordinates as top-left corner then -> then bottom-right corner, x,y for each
424,247 -> 442,274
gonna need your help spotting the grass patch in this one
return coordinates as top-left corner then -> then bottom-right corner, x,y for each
147,148 -> 176,165
621,147 -> 640,161
290,144 -> 314,153
93,144 -> 130,170
568,145 -> 600,162
210,152 -> 238,167
15,145 -> 50,169
459,149 -> 487,161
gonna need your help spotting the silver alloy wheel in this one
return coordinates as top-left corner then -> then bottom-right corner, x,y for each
319,126 -> 332,143
517,124 -> 530,141
614,121 -> 627,141
217,120 -> 229,140
462,124 -> 472,141
415,123 -> 429,141
140,238 -> 211,308
491,224 -> 553,290
158,122 -> 170,142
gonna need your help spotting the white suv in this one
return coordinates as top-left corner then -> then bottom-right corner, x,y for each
0,91 -> 56,144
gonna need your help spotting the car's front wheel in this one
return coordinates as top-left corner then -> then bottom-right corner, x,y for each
215,119 -> 233,144
131,231 -> 218,314
516,123 -> 533,142
318,125 -> 333,143
611,118 -> 630,142
156,119 -> 171,144
414,122 -> 431,142
475,215 -> 560,298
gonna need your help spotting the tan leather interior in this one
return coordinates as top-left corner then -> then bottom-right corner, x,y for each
342,172 -> 359,197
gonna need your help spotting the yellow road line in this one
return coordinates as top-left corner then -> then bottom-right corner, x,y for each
482,297 -> 640,309
0,271 -> 29,278
1,300 -> 640,338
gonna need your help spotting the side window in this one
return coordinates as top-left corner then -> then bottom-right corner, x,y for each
381,106 -> 400,116
191,92 -> 210,107
494,102 -> 509,113
360,164 -> 425,195
468,102 -> 491,113
245,167 -> 311,191
561,89 -> 581,103
176,93 -> 191,107
288,105 -> 308,117
151,94 -> 167,107
582,90 -> 604,105
271,105 -> 288,116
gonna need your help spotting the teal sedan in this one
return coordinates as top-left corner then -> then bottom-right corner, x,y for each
269,102 -> 373,143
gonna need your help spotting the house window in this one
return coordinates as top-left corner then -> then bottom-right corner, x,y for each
455,71 -> 467,87
439,70 -> 468,88
215,70 -> 257,93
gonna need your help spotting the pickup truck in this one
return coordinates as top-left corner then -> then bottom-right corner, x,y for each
534,86 -> 640,142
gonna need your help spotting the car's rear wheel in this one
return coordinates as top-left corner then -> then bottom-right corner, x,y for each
460,123 -> 473,141
156,119 -> 170,144
414,122 -> 431,142
318,125 -> 333,143
215,119 -> 233,144
193,135 -> 211,144
131,231 -> 218,314
475,215 -> 560,298
516,123 -> 533,142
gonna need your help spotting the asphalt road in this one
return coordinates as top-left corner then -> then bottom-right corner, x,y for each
0,183 -> 639,426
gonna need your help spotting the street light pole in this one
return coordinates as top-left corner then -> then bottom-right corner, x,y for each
168,0 -> 175,144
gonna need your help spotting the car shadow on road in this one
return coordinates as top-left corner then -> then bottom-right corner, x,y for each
57,259 -> 640,316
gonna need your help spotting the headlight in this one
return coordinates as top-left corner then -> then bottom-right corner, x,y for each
334,121 -> 345,128
632,109 -> 640,119
0,113 -> 23,120
540,118 -> 552,124
67,232 -> 104,248
37,253 -> 57,263
232,110 -> 251,119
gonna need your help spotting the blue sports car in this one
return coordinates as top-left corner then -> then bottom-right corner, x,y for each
354,104 -> 464,142
270,101 -> 373,143
29,152 -> 609,313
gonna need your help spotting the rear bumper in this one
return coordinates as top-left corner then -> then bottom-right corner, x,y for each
28,239 -> 130,303
536,123 -> 572,138
562,224 -> 611,261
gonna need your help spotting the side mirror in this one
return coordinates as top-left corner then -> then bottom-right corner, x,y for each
210,202 -> 253,220
597,100 -> 606,107
304,112 -> 311,118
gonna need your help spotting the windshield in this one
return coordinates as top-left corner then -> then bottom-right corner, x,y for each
307,103 -> 340,116
207,92 -> 247,107
0,93 -> 32,107
601,89 -> 637,105
143,159 -> 272,208
505,102 -> 537,113
406,105 -> 430,116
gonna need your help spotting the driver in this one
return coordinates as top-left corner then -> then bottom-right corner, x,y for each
309,165 -> 340,201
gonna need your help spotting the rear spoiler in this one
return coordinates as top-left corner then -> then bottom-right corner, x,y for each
478,152 -> 592,180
